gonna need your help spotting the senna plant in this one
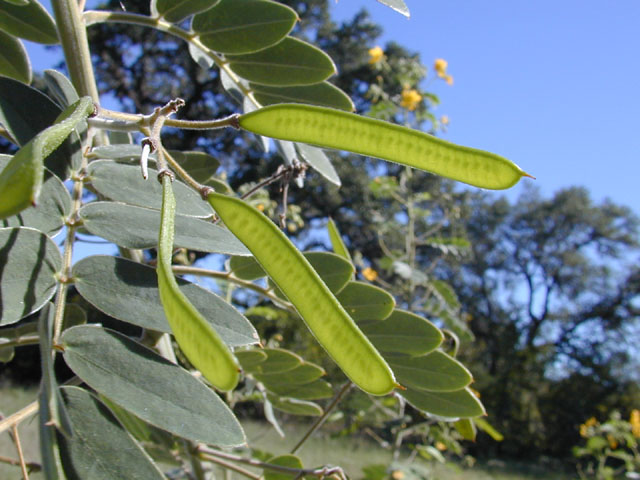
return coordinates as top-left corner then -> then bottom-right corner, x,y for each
0,0 -> 530,477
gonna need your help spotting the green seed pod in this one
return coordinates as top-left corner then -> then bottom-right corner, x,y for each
208,192 -> 397,396
238,103 -> 533,190
158,177 -> 239,391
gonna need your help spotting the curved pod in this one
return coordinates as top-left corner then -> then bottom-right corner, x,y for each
238,104 -> 532,190
157,177 -> 239,391
208,192 -> 396,395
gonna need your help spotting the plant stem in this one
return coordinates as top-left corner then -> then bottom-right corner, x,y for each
11,425 -> 29,480
52,169 -> 86,344
200,453 -> 261,480
0,336 -> 40,349
83,10 -> 259,106
290,381 -> 353,455
0,402 -> 38,436
50,0 -> 100,103
199,447 -> 346,480
172,266 -> 295,312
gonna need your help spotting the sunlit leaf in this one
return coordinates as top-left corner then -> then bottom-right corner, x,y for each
360,309 -> 443,356
375,0 -> 409,17
263,454 -> 306,480
266,394 -> 323,417
227,37 -> 336,86
336,281 -> 395,321
251,82 -> 354,111
242,348 -> 303,375
386,350 -> 472,392
327,217 -> 351,262
154,0 -> 219,23
255,362 -> 325,386
297,144 -> 341,186
193,0 -> 297,55
401,387 -> 485,418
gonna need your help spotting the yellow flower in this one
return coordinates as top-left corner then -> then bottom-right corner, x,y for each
630,409 -> 640,438
362,267 -> 378,282
580,417 -> 598,437
391,471 -> 404,480
445,74 -> 454,86
434,58 -> 448,77
257,203 -> 265,212
435,441 -> 447,451
440,115 -> 449,126
400,87 -> 422,111
607,434 -> 618,449
368,46 -> 384,64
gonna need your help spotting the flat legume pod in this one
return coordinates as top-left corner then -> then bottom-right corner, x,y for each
157,177 -> 239,391
238,104 -> 532,190
208,192 -> 397,396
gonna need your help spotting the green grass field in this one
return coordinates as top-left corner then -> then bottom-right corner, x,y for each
1,385 -> 574,480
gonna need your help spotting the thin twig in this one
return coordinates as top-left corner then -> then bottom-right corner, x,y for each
0,455 -> 40,472
200,452 -> 261,480
11,425 -> 29,480
0,335 -> 40,349
171,265 -> 295,312
198,447 -> 346,480
0,401 -> 37,436
290,382 -> 353,455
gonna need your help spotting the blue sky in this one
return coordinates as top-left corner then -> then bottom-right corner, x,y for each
331,0 -> 640,213
24,0 -> 639,214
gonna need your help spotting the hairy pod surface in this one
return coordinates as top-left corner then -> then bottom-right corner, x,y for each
157,177 -> 239,391
208,192 -> 397,396
0,97 -> 94,219
238,104 -> 532,190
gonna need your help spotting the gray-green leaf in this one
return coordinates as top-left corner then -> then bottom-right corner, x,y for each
154,0 -> 219,23
401,387 -> 485,418
61,325 -> 246,446
58,387 -> 165,480
0,0 -> 58,44
252,82 -> 353,111
375,0 -> 409,17
87,160 -> 213,218
359,309 -> 443,356
78,201 -> 250,254
193,0 -> 297,55
0,30 -> 31,84
387,350 -> 472,392
72,255 -> 258,346
0,76 -> 81,179
0,227 -> 62,325
227,37 -> 336,86
336,281 -> 395,321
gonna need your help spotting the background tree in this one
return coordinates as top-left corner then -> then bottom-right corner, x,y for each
447,186 -> 640,457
